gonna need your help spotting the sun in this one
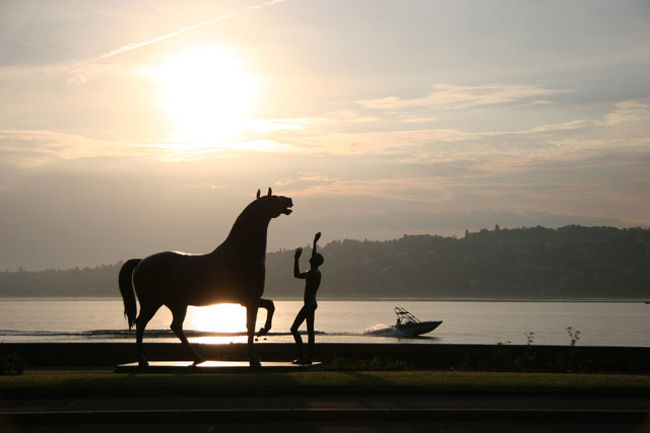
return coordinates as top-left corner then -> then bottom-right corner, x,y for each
148,46 -> 260,144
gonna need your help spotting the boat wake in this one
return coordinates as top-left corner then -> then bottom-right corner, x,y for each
362,324 -> 436,339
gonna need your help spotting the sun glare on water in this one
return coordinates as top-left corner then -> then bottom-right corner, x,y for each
187,303 -> 247,334
148,46 -> 260,146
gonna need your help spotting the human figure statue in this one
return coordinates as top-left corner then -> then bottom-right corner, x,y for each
290,232 -> 324,364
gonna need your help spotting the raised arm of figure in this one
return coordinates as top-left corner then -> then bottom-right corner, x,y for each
294,247 -> 307,279
311,232 -> 321,258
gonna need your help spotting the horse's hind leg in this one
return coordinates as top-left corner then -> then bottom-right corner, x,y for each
246,305 -> 261,368
257,298 -> 275,336
170,304 -> 204,366
135,302 -> 160,367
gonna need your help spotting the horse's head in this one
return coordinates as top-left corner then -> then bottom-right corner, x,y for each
255,188 -> 293,219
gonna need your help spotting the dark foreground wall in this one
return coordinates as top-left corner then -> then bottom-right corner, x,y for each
2,343 -> 649,373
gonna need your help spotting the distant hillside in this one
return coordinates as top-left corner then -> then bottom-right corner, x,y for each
268,225 -> 650,299
1,225 -> 649,299
0,264 -> 119,297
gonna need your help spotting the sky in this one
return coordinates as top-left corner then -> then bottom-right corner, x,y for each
1,0 -> 649,270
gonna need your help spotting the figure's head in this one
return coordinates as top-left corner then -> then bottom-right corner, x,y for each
310,253 -> 324,268
255,187 -> 293,218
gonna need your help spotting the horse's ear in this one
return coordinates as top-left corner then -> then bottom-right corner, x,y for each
267,187 -> 272,196
256,189 -> 261,199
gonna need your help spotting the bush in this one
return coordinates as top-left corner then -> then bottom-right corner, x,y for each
0,347 -> 24,375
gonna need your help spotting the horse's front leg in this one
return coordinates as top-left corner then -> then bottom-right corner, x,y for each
257,298 -> 275,336
246,304 -> 261,368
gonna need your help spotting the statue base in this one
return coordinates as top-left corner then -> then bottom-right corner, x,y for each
114,360 -> 322,373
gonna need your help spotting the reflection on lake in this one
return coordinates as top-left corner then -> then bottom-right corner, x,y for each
0,298 -> 647,347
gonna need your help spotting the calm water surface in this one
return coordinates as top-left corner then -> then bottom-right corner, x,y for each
0,298 -> 647,347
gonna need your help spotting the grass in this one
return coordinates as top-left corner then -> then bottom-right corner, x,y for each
1,370 -> 649,398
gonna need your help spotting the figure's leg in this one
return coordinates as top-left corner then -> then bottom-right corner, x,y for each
290,306 -> 307,362
135,302 -> 160,367
257,298 -> 275,336
305,308 -> 315,364
170,304 -> 204,365
246,305 -> 261,368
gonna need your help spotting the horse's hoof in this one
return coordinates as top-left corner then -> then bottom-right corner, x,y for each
138,360 -> 149,367
249,359 -> 261,368
257,327 -> 269,337
192,358 -> 205,366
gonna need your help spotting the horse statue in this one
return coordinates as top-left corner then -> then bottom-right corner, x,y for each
118,188 -> 293,367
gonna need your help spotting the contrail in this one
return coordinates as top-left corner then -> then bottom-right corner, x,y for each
93,0 -> 286,62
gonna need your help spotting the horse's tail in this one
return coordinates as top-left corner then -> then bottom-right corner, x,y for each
118,258 -> 141,330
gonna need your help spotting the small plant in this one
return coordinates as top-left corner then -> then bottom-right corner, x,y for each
496,340 -> 511,345
566,326 -> 581,346
0,348 -> 24,375
524,331 -> 535,345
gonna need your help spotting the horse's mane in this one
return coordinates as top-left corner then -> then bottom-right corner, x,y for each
226,198 -> 261,233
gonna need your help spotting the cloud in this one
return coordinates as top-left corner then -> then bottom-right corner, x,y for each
399,116 -> 439,124
0,129 -> 145,167
3,95 -> 648,216
329,109 -> 378,124
356,83 -> 567,111
276,172 -> 335,185
286,98 -> 650,161
247,117 -> 330,133
0,62 -> 83,79
277,128 -> 478,156
276,174 -> 451,202
526,100 -> 554,106
480,119 -> 594,136
248,110 -> 377,133
603,100 -> 650,126
182,183 -> 225,191
525,119 -> 593,134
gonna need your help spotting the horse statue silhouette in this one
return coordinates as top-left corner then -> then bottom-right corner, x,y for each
119,188 -> 293,367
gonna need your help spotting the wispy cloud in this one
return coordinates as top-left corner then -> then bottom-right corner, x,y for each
398,116 -> 439,124
279,175 -> 452,202
213,98 -> 647,209
0,129 -> 145,166
5,97 -> 645,171
485,99 -> 650,135
603,100 -> 650,126
275,172 -> 338,189
92,0 -> 287,62
277,128 -> 478,156
247,117 -> 330,133
356,83 -> 567,111
0,0 -> 288,82
248,110 -> 377,133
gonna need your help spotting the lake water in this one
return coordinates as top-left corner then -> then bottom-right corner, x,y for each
0,298 -> 648,347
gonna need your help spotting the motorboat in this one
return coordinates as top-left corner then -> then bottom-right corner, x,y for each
393,306 -> 442,337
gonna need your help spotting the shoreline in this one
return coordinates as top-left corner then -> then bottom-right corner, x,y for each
3,342 -> 649,373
